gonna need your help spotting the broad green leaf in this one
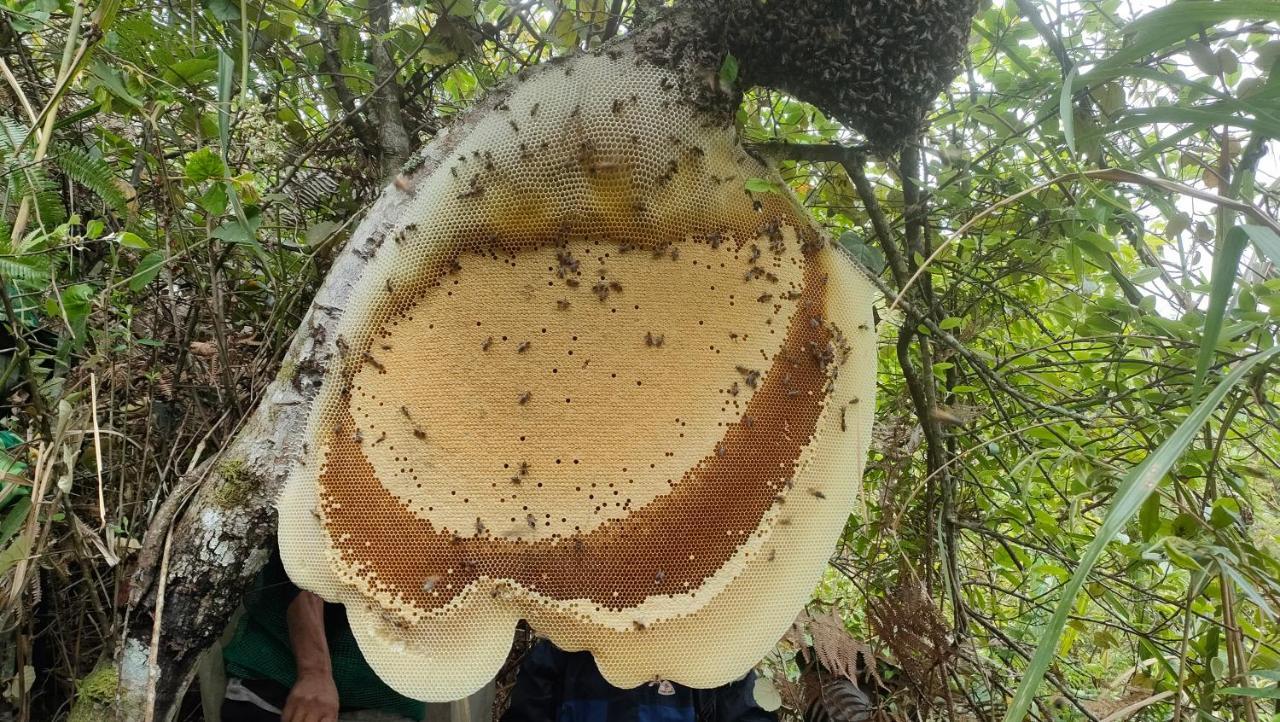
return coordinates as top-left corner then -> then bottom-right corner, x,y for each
185,147 -> 226,185
129,252 -> 166,292
0,530 -> 32,576
115,231 -> 149,250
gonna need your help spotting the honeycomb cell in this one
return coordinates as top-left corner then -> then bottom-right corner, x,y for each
278,48 -> 877,701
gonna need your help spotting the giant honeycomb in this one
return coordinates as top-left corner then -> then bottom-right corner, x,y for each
277,46 -> 878,701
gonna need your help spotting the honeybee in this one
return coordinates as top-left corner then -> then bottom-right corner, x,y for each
518,391 -> 532,405
481,336 -> 494,351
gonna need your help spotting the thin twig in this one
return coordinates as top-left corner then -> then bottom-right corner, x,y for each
141,528 -> 174,722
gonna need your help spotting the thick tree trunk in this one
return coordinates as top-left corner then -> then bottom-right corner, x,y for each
114,2 -> 976,719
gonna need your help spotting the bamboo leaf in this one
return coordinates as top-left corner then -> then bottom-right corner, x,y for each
1194,226 -> 1249,391
1237,225 -> 1280,266
1059,66 -> 1078,157
1220,687 -> 1280,700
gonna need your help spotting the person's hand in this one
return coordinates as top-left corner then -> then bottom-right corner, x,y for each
282,669 -> 339,722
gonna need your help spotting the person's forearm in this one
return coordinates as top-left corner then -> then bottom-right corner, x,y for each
287,591 -> 332,677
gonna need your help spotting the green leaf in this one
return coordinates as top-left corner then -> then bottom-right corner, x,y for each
204,0 -> 240,22
1081,1 -> 1280,88
838,232 -> 887,275
1138,493 -> 1160,541
435,0 -> 475,16
200,184 -> 229,216
0,497 -> 31,547
184,147 -> 226,185
1194,226 -> 1250,391
1219,687 -> 1280,700
217,48 -> 234,158
115,231 -> 149,250
744,177 -> 777,194
210,205 -> 262,246
1209,497 -> 1241,530
1001,344 -> 1280,722
1059,65 -> 1078,157
0,530 -> 32,576
88,61 -> 144,109
129,252 -> 166,292
719,53 -> 739,87
1237,224 -> 1280,265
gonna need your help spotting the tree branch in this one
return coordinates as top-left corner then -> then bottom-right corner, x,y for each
1014,0 -> 1072,76
367,0 -> 413,177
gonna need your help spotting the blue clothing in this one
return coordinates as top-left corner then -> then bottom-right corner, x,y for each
502,641 -> 775,722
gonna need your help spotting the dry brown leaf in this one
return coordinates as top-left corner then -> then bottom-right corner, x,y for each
188,341 -> 217,357
807,609 -> 879,688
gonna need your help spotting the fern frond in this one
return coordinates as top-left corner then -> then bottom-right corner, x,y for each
6,161 -> 67,229
53,144 -> 129,218
0,115 -> 29,157
0,254 -> 49,282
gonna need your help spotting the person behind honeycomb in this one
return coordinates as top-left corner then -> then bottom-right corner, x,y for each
501,639 -> 776,722
220,543 -> 427,722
